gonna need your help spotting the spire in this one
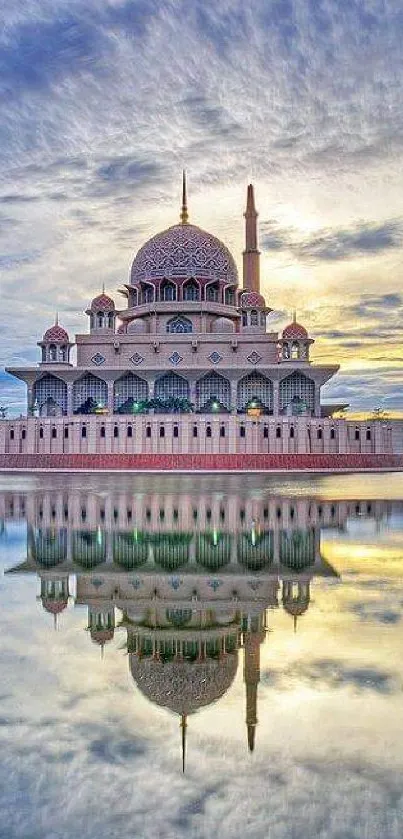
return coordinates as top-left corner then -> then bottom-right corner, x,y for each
180,170 -> 189,224
102,282 -> 105,294
292,309 -> 297,323
248,723 -> 256,753
243,183 -> 260,292
294,615 -> 298,634
180,714 -> 187,773
54,613 -> 58,631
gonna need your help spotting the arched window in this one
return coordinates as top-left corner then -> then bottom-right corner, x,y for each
237,373 -> 273,413
206,283 -> 219,302
242,312 -> 248,326
195,372 -> 231,412
113,373 -> 148,413
160,281 -> 177,302
97,312 -> 104,328
49,344 -> 57,361
108,312 -> 114,329
73,374 -> 107,414
225,288 -> 235,305
154,373 -> 189,404
279,372 -> 315,414
183,280 -> 199,301
142,286 -> 154,304
290,426 -> 295,438
166,315 -> 193,334
250,310 -> 258,326
291,342 -> 299,360
33,375 -> 68,417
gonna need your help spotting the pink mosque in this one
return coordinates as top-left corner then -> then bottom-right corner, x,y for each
1,176 -> 402,470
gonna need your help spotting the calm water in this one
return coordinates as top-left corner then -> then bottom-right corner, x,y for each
1,472 -> 403,839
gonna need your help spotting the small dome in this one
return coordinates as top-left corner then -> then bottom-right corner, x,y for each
283,321 -> 308,339
43,324 -> 69,343
42,598 -> 68,615
240,291 -> 266,309
283,599 -> 310,617
211,317 -> 235,334
90,628 -> 115,645
127,319 -> 148,334
130,224 -> 238,286
89,293 -> 115,312
130,654 -> 238,715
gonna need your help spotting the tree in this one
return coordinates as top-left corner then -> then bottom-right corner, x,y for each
0,405 -> 8,419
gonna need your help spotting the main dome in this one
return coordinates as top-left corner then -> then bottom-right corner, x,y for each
130,224 -> 238,286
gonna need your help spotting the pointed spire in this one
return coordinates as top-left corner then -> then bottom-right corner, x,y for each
55,312 -> 59,326
54,613 -> 58,631
294,615 -> 298,634
292,309 -> 297,323
245,183 -> 257,216
102,282 -> 105,294
180,714 -> 187,773
180,170 -> 189,224
248,723 -> 256,753
101,642 -> 105,660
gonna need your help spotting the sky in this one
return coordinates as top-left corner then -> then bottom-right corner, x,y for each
0,0 -> 403,414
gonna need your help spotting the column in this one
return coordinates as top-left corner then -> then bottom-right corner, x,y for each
107,381 -> 114,414
273,381 -> 279,416
314,384 -> 321,418
67,382 -> 74,416
230,379 -> 238,414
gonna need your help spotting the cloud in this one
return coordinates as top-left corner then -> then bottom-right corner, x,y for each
261,220 -> 403,261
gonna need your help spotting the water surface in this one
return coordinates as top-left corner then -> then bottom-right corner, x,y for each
1,472 -> 402,839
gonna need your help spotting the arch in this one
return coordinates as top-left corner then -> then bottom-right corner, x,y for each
72,530 -> 106,567
205,282 -> 220,302
196,532 -> 231,569
160,280 -> 177,302
152,533 -> 191,569
166,608 -> 193,627
211,317 -> 234,334
196,372 -> 231,412
224,286 -> 236,305
237,531 -> 274,570
237,373 -> 273,413
166,315 -> 193,334
31,527 -> 67,566
279,529 -> 316,570
113,373 -> 148,413
33,375 -> 67,416
279,371 -> 314,414
73,373 -> 107,414
182,279 -> 200,301
154,373 -> 190,405
112,532 -> 149,568
141,283 -> 154,304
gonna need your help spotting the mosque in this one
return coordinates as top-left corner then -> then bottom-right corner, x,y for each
5,484 -> 396,768
3,174 -> 401,466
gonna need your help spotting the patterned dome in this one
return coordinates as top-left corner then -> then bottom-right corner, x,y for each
283,321 -> 308,339
240,291 -> 266,309
90,629 -> 115,645
130,654 -> 238,715
283,599 -> 310,617
130,224 -> 238,285
89,293 -> 115,312
43,324 -> 69,343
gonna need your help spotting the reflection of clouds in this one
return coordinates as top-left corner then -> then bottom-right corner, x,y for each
262,659 -> 399,694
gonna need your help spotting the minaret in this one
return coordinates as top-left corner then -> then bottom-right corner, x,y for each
180,170 -> 189,224
243,615 -> 263,753
243,184 -> 260,292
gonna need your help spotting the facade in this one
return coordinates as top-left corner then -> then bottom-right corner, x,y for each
2,176 -> 402,464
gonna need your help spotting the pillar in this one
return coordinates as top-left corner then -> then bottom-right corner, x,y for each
273,381 -> 279,416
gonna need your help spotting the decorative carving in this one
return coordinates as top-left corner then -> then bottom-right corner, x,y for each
91,353 -> 106,366
247,351 -> 262,364
209,351 -> 222,364
130,353 -> 144,365
169,351 -> 183,365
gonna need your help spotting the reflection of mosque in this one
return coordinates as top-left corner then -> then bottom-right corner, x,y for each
2,490 -> 394,768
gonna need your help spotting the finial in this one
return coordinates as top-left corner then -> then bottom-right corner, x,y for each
180,170 -> 189,224
102,282 -> 105,294
54,613 -> 58,631
55,312 -> 59,326
294,615 -> 298,634
101,642 -> 105,660
180,714 -> 187,773
292,309 -> 297,323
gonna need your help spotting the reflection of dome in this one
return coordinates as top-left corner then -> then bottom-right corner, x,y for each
42,598 -> 68,615
283,321 -> 308,339
130,654 -> 238,715
240,291 -> 266,309
89,293 -> 115,312
130,224 -> 238,285
43,324 -> 69,343
283,600 -> 309,617
90,628 -> 115,645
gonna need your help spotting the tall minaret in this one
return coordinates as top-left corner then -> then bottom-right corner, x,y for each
243,184 -> 260,292
243,613 -> 264,753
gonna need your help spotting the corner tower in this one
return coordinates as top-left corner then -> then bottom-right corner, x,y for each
243,184 -> 260,293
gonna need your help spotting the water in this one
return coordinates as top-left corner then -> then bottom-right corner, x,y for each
0,472 -> 403,839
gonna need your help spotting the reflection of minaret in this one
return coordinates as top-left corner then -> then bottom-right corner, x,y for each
243,184 -> 260,292
243,613 -> 265,752
180,714 -> 187,773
